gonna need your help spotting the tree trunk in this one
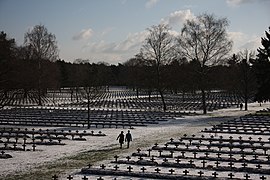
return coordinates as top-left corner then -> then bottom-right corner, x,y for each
23,89 -> 28,99
70,89 -> 73,102
38,88 -> 42,106
182,90 -> 185,102
38,59 -> 42,106
201,89 -> 207,114
159,89 -> 166,112
244,98 -> 248,111
76,87 -> 79,102
87,91 -> 90,129
148,89 -> 151,102
52,90 -> 55,105
244,90 -> 248,111
4,90 -> 8,99
244,75 -> 248,111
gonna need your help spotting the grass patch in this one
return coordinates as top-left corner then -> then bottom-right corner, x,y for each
1,147 -> 121,180
255,112 -> 270,116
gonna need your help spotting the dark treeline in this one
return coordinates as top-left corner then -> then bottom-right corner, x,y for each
1,21 -> 270,113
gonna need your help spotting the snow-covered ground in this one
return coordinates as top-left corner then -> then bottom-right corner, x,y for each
0,102 -> 269,179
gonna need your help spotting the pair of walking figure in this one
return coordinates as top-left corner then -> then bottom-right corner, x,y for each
116,130 -> 132,149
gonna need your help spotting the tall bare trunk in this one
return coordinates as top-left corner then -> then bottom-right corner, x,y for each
201,89 -> 207,114
148,89 -> 151,102
159,89 -> 166,112
38,59 -> 42,106
87,91 -> 90,129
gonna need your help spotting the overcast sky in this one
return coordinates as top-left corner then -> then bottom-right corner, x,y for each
0,0 -> 269,64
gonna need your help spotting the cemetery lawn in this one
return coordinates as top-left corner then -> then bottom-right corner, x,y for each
1,124 -> 204,180
0,102 -> 269,180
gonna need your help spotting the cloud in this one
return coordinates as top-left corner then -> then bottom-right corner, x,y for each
145,0 -> 159,8
81,31 -> 149,63
168,30 -> 180,37
226,0 -> 268,6
84,31 -> 148,53
72,28 -> 93,41
228,31 -> 245,42
83,41 -> 114,53
226,0 -> 251,6
115,31 -> 148,52
161,9 -> 195,28
228,31 -> 246,52
81,10 -> 195,63
121,0 -> 127,4
101,27 -> 115,37
239,37 -> 261,51
228,31 -> 262,52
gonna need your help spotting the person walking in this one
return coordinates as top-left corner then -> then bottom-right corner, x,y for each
116,131 -> 124,149
240,103 -> 243,110
125,130 -> 132,148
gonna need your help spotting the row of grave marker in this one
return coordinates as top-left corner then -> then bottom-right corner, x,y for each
77,112 -> 270,179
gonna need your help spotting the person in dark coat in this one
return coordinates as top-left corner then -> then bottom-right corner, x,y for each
240,103 -> 243,110
116,131 -> 124,149
125,130 -> 132,148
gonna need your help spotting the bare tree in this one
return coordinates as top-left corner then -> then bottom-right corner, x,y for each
177,13 -> 232,114
236,50 -> 257,110
24,24 -> 59,105
124,54 -> 149,98
140,24 -> 176,111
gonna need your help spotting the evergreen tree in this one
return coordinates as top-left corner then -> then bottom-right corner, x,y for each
0,31 -> 20,108
252,27 -> 270,102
